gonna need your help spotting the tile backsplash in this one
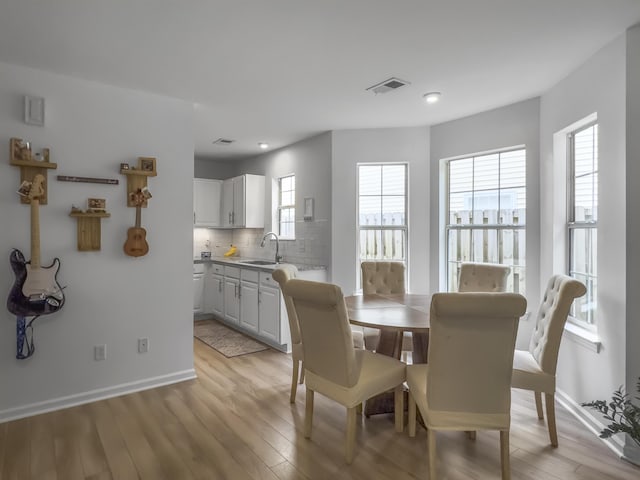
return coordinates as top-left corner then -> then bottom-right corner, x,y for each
193,220 -> 329,266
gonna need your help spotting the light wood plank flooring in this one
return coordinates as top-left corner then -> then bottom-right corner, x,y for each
1,339 -> 638,479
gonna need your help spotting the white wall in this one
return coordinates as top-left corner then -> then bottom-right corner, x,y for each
625,24 -> 640,465
234,132 -> 333,268
194,157 -> 238,179
540,34 -> 627,424
331,127 -> 430,294
429,98 -> 541,347
0,61 -> 195,420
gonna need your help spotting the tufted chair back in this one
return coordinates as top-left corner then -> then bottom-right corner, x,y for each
458,262 -> 510,292
283,279 -> 360,387
272,264 -> 301,345
361,261 -> 406,294
528,274 -> 587,375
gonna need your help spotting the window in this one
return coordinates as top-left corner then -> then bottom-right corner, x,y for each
357,163 -> 407,270
278,174 -> 295,239
568,123 -> 598,324
445,148 -> 526,293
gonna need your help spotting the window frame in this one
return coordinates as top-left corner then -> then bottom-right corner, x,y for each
444,146 -> 527,294
566,121 -> 598,328
356,163 -> 409,289
278,174 -> 295,240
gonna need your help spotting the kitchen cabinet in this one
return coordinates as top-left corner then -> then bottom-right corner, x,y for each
205,263 -> 224,317
193,263 -> 205,314
240,269 -> 259,333
194,178 -> 222,227
221,174 -> 265,228
259,277 -> 281,343
223,266 -> 240,325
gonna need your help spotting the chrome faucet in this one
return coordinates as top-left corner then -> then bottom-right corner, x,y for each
260,231 -> 282,264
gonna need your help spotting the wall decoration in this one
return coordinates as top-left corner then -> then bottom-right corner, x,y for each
57,175 -> 119,185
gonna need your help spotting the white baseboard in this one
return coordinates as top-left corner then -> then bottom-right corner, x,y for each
555,388 -> 625,457
0,369 -> 197,423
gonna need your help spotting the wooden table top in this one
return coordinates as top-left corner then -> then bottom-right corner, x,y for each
345,293 -> 431,332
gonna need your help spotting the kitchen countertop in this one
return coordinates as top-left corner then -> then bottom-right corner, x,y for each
193,256 -> 326,272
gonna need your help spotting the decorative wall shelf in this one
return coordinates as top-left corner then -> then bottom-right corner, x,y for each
69,211 -> 111,251
10,137 -> 57,205
120,157 -> 157,207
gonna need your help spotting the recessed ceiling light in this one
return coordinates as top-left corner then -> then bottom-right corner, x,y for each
423,92 -> 442,104
258,142 -> 269,150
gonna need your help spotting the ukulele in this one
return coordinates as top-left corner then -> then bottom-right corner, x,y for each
123,189 -> 149,257
7,174 -> 65,316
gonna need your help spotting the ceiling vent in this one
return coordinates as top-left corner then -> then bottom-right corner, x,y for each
212,138 -> 235,145
366,77 -> 410,95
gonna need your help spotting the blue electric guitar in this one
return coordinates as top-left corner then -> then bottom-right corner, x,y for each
7,174 -> 65,316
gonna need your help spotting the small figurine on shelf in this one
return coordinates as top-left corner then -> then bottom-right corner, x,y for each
70,205 -> 82,213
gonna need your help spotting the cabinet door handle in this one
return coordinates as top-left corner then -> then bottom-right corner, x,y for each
193,212 -> 196,224
258,291 -> 261,304
228,212 -> 232,224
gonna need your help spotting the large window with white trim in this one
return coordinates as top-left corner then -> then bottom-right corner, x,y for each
568,123 -> 598,324
357,164 -> 407,267
446,148 -> 526,293
278,174 -> 295,239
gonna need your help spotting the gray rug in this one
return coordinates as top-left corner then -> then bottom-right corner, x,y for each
194,319 -> 269,357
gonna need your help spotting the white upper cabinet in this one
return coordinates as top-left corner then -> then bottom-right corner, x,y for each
222,174 -> 265,228
193,178 -> 222,227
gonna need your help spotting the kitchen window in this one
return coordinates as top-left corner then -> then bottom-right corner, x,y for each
567,123 -> 598,325
278,174 -> 295,239
445,148 -> 526,293
357,164 -> 408,280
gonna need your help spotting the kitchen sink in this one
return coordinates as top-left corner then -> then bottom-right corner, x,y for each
240,260 -> 278,266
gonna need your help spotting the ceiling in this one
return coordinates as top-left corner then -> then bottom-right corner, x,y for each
1,1 -> 639,161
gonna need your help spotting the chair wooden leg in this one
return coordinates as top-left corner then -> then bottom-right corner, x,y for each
290,359 -> 299,403
534,391 -> 544,419
428,428 -> 437,480
500,430 -> 511,480
299,362 -> 305,384
394,385 -> 404,432
545,392 -> 558,447
304,387 -> 314,439
346,407 -> 357,464
408,392 -> 417,437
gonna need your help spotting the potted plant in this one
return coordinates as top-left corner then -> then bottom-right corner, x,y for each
582,378 -> 640,448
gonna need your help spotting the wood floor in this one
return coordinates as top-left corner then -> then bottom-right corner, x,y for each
1,340 -> 638,479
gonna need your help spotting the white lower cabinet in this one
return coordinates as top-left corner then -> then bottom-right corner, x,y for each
224,266 -> 240,325
240,269 -> 259,332
198,262 -> 324,352
193,263 -> 205,314
205,263 -> 225,317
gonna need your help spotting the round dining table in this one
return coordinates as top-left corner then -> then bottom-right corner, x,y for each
344,293 -> 431,416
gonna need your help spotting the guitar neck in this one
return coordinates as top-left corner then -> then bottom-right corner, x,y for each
135,205 -> 142,228
30,199 -> 41,269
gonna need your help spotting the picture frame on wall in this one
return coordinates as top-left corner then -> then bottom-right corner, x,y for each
139,157 -> 156,173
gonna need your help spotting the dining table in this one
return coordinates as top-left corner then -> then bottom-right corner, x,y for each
344,293 -> 431,417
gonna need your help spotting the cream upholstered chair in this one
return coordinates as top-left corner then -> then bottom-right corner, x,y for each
272,266 -> 364,404
512,274 -> 586,447
272,265 -> 304,404
283,278 -> 406,464
407,292 -> 526,480
360,261 -> 407,351
458,262 -> 510,292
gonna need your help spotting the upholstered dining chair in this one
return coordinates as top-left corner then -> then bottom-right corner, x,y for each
283,278 -> 406,464
458,262 -> 510,292
272,266 -> 364,404
511,274 -> 586,447
360,261 -> 407,351
407,292 -> 527,480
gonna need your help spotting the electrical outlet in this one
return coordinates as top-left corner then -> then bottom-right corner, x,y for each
94,344 -> 106,361
138,337 -> 149,353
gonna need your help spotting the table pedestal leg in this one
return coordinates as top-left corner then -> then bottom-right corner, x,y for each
364,330 -> 405,417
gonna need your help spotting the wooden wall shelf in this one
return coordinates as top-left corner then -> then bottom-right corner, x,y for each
120,157 -> 157,207
69,211 -> 111,251
10,137 -> 57,205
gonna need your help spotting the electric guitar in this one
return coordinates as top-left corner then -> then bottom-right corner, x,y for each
7,174 -> 65,316
123,189 -> 149,257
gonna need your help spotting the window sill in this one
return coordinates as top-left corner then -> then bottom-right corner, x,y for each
564,322 -> 601,353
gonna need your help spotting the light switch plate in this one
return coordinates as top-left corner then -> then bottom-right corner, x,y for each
24,95 -> 45,126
